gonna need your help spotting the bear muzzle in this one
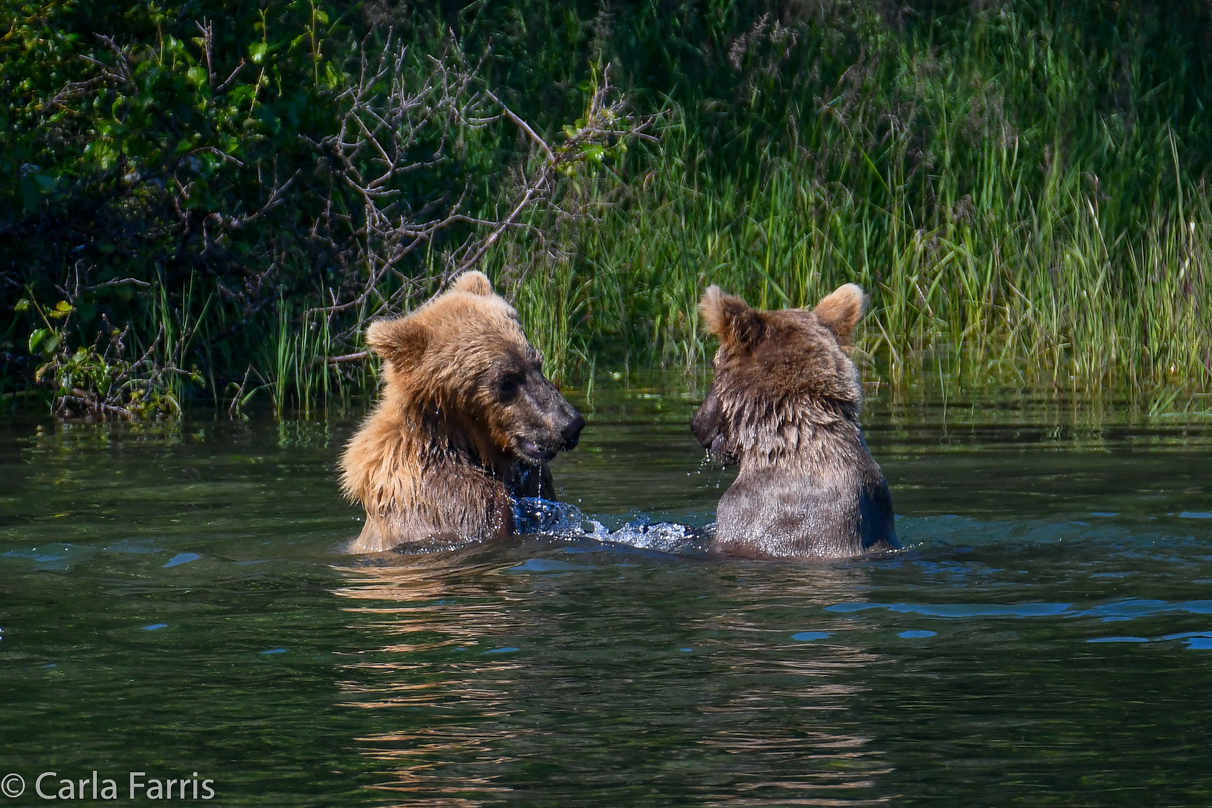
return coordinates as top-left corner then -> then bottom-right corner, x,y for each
514,392 -> 584,464
560,412 -> 586,450
691,381 -> 738,465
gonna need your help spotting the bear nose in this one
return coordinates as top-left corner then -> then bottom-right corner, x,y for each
690,410 -> 717,450
562,413 -> 586,449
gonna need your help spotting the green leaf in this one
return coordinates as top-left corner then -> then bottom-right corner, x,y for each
249,42 -> 268,65
29,329 -> 60,355
187,65 -> 207,87
228,85 -> 255,105
55,300 -> 72,313
322,61 -> 340,89
14,299 -> 29,313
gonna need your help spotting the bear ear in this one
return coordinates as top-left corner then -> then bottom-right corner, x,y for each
365,316 -> 429,368
813,283 -> 868,345
451,271 -> 494,297
700,285 -> 765,350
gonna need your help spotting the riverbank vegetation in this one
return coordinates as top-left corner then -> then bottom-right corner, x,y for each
3,1 -> 1210,417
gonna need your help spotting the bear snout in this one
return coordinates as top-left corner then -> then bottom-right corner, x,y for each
561,412 -> 586,450
692,382 -> 739,465
690,410 -> 720,451
513,389 -> 584,462
691,384 -> 724,450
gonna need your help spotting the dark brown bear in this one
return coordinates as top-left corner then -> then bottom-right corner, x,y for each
691,283 -> 898,559
339,271 -> 585,553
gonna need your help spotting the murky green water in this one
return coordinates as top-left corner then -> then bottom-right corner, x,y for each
3,384 -> 1212,806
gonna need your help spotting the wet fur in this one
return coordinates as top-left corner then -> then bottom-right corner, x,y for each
692,284 -> 897,559
340,272 -> 582,553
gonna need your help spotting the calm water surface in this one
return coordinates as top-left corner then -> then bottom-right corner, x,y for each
3,384 -> 1212,806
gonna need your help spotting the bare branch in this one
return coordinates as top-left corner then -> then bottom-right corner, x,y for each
482,87 -> 555,162
299,33 -> 657,364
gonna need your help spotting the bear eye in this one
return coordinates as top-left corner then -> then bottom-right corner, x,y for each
496,371 -> 524,402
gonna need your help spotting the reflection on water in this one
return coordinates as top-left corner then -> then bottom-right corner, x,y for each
2,381 -> 1212,806
333,546 -> 890,806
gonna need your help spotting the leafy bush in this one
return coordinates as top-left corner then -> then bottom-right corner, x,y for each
1,0 -> 643,414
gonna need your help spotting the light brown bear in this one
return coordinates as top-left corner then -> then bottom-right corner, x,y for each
339,271 -> 585,553
690,283 -> 898,559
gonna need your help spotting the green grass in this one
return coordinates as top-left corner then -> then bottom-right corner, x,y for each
493,2 -> 1212,405
508,128 -> 1212,399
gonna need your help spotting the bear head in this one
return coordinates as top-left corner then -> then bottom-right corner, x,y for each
365,271 -> 584,467
691,283 -> 868,466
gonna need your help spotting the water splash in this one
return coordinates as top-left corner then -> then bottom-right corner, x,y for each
691,450 -> 729,490
512,497 -> 609,538
512,498 -> 705,554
